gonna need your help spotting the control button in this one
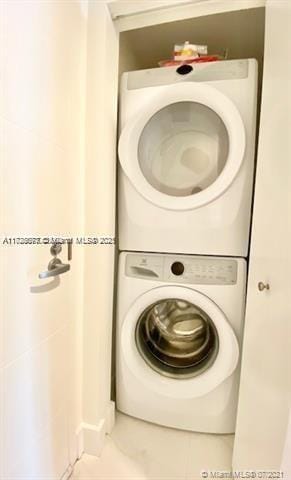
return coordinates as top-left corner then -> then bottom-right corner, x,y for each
171,261 -> 184,276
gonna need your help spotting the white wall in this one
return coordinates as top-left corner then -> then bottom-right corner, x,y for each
0,1 -> 87,477
82,1 -> 118,454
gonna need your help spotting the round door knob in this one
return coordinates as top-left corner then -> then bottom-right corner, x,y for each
258,281 -> 270,291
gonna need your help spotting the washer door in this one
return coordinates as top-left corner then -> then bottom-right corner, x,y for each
119,83 -> 245,211
121,286 -> 239,399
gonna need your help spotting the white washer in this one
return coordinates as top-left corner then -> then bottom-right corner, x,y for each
118,59 -> 258,256
116,251 -> 246,433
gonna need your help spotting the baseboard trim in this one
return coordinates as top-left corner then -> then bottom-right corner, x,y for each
78,401 -> 116,457
61,464 -> 74,480
105,400 -> 115,434
82,419 -> 106,456
75,423 -> 85,460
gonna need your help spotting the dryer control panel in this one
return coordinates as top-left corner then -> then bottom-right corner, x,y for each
127,59 -> 249,90
125,253 -> 237,285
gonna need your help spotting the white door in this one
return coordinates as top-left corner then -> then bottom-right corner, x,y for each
0,1 -> 85,477
233,0 -> 291,471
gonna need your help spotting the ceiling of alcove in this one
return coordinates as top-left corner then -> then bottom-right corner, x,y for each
119,7 -> 265,74
109,0 -> 195,19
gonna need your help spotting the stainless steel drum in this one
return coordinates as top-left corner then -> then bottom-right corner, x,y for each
135,298 -> 219,379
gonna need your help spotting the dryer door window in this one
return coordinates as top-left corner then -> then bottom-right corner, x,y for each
118,83 -> 245,211
138,102 -> 229,197
135,298 -> 219,379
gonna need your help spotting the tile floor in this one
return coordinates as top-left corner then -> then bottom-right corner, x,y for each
72,412 -> 234,480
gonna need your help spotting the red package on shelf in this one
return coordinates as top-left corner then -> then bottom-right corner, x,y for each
158,55 -> 221,67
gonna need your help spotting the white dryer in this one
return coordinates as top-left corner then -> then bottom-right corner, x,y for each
118,59 -> 258,256
116,251 -> 246,433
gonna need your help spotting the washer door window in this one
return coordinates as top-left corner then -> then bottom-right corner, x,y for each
121,286 -> 239,399
136,298 -> 219,379
118,83 -> 245,210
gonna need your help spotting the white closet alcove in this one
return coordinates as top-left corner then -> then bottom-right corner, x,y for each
83,0 -> 290,473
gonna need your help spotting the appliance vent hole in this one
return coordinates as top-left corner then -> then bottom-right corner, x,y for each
176,64 -> 193,75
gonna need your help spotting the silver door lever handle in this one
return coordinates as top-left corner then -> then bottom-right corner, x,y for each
39,258 -> 70,279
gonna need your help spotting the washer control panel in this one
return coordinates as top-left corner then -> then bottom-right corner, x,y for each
125,253 -> 237,285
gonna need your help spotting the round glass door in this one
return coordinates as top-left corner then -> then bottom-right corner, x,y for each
138,102 -> 229,197
118,83 -> 245,210
135,298 -> 219,379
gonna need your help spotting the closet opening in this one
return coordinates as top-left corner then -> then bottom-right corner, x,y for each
114,5 -> 266,474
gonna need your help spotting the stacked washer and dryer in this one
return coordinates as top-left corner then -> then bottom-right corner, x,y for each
116,59 -> 258,433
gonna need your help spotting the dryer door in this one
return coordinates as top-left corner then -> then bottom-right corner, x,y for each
119,83 -> 245,211
121,285 -> 239,399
